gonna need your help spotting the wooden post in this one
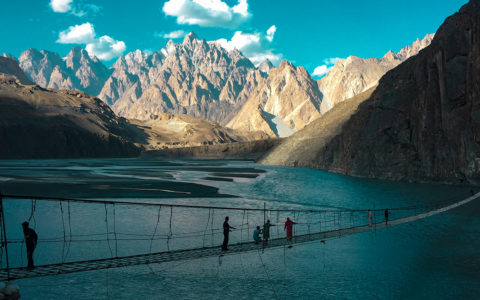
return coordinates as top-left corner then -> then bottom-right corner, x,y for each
262,203 -> 266,251
0,195 -> 10,280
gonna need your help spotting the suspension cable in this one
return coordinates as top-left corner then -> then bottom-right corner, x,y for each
150,205 -> 162,253
104,203 -> 113,258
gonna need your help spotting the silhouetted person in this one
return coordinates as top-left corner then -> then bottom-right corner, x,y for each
470,189 -> 475,196
22,221 -> 38,269
263,220 -> 275,245
253,226 -> 262,244
222,217 -> 235,251
284,217 -> 297,241
384,209 -> 389,225
368,210 -> 373,227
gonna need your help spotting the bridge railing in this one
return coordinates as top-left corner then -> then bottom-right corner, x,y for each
0,194 -> 441,274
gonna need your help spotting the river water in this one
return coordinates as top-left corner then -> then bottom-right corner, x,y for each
0,158 -> 478,299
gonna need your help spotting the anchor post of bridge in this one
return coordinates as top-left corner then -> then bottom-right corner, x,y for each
0,194 -> 10,281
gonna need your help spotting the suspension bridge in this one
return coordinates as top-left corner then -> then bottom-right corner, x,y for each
0,192 -> 478,282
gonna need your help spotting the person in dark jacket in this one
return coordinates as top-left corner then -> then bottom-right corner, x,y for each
22,221 -> 38,269
222,217 -> 235,251
384,209 -> 389,225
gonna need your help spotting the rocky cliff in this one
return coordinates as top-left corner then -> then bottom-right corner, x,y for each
261,0 -> 480,184
317,34 -> 434,113
227,60 -> 322,137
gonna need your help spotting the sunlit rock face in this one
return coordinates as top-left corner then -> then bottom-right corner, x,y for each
317,34 -> 434,114
227,60 -> 322,137
111,33 -> 266,125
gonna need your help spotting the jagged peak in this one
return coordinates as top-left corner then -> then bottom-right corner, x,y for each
381,33 -> 435,63
183,32 -> 198,44
68,46 -> 84,54
22,48 -> 41,56
125,49 -> 148,62
278,60 -> 295,69
258,59 -> 274,74
2,53 -> 17,61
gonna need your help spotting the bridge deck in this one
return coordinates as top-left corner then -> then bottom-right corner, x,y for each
1,193 -> 477,281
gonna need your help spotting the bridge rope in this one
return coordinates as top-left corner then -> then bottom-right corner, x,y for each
59,202 -> 67,263
0,192 -> 476,281
104,204 -> 113,258
150,205 -> 162,253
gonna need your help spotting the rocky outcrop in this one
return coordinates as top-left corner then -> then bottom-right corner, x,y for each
112,33 -> 266,124
0,73 -> 139,158
130,113 -> 268,150
318,34 -> 434,113
0,56 -> 33,85
18,47 -> 110,96
261,0 -> 480,184
227,60 -> 322,137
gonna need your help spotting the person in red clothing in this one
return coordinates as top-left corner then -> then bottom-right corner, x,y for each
284,217 -> 297,241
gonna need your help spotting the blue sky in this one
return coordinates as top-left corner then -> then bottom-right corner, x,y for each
0,0 -> 468,77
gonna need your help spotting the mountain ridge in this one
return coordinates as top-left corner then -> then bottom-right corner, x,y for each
261,0 -> 480,184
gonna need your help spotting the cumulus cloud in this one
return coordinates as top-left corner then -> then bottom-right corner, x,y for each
163,0 -> 251,28
161,30 -> 187,39
312,65 -> 332,77
86,36 -> 126,60
215,26 -> 281,66
312,57 -> 343,78
57,22 -> 126,60
50,0 -> 101,17
50,0 -> 73,13
57,23 -> 95,44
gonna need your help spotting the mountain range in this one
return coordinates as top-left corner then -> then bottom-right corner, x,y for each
13,32 -> 433,138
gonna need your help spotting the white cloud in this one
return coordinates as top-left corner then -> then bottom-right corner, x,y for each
162,30 -> 187,39
163,0 -> 251,28
312,57 -> 343,78
57,22 -> 126,60
86,36 -> 126,60
57,23 -> 95,44
50,0 -> 73,13
323,57 -> 341,65
312,65 -> 332,77
50,0 -> 101,17
266,25 -> 276,42
215,26 -> 282,66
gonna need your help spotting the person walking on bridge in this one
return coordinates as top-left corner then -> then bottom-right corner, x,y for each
22,221 -> 38,269
263,220 -> 275,246
222,216 -> 235,251
368,210 -> 373,226
384,209 -> 389,225
284,217 -> 297,241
